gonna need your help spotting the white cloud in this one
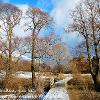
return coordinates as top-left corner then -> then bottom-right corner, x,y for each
0,4 -> 31,37
51,0 -> 80,27
14,4 -> 32,37
50,0 -> 82,49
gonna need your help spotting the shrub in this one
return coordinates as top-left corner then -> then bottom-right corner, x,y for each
67,76 -> 93,90
5,77 -> 32,91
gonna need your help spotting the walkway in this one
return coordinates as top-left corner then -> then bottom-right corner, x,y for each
43,87 -> 70,100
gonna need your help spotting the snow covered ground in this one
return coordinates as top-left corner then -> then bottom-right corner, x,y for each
0,70 -> 91,80
19,93 -> 37,99
14,71 -> 32,79
0,88 -> 69,100
14,71 -> 73,81
43,87 -> 70,100
0,71 -> 92,100
0,93 -> 38,100
0,94 -> 16,100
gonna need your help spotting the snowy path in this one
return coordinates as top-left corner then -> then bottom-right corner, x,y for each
43,87 -> 70,100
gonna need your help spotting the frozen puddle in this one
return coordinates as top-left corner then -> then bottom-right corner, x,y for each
43,87 -> 70,100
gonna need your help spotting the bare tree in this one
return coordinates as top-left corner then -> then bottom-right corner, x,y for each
84,0 -> 100,91
38,34 -> 68,73
26,7 -> 52,88
68,2 -> 92,69
68,0 -> 100,91
0,3 -> 22,76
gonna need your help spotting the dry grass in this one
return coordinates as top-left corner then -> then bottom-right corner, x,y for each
5,77 -> 32,91
67,76 -> 95,100
0,75 -> 51,99
67,61 -> 100,100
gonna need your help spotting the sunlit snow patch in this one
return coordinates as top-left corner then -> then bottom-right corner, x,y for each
43,87 -> 69,100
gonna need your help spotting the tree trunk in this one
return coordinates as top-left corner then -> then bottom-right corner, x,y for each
83,22 -> 92,73
92,73 -> 100,91
5,23 -> 13,88
7,23 -> 12,77
31,30 -> 36,89
83,23 -> 99,91
91,13 -> 98,59
91,13 -> 100,91
91,57 -> 100,91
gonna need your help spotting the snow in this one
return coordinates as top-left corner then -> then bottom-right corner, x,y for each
21,55 -> 31,61
14,72 -> 73,80
15,71 -> 32,79
64,74 -> 73,82
55,80 -> 64,85
0,70 -> 6,80
0,93 -> 38,100
0,70 -> 91,83
14,71 -> 51,79
0,71 -> 92,100
12,51 -> 31,61
19,93 -> 37,99
0,94 -> 16,99
43,87 -> 70,100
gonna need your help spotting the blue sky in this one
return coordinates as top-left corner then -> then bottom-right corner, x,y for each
2,0 -> 82,53
3,0 -> 54,12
